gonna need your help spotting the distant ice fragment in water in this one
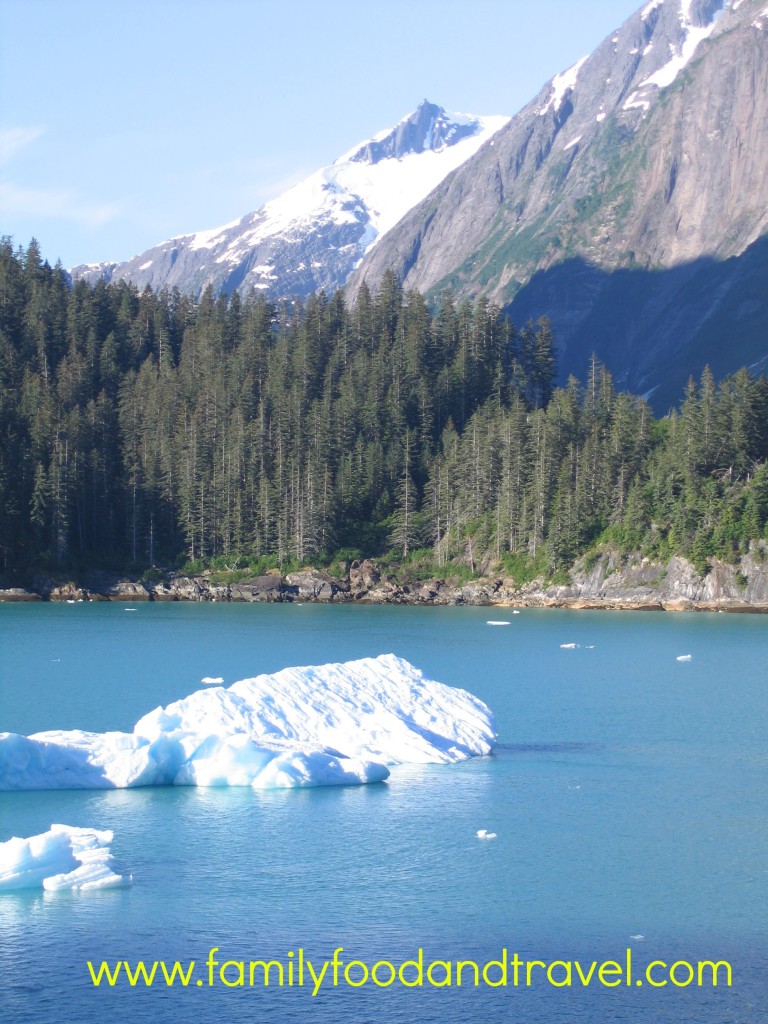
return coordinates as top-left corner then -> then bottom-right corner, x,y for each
676,654 -> 692,662
0,824 -> 131,892
124,607 -> 137,612
476,829 -> 497,840
512,610 -> 521,615
630,934 -> 645,941
201,676 -> 224,685
0,655 -> 495,792
560,643 -> 579,649
486,620 -> 510,626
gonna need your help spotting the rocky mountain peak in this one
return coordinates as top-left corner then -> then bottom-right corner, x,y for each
345,100 -> 480,165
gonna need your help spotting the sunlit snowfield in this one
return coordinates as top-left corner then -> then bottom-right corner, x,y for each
1,602 -> 766,1023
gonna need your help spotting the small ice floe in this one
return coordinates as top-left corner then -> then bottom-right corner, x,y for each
476,829 -> 497,840
0,824 -> 131,892
630,934 -> 645,941
487,620 -> 510,626
560,643 -> 579,649
201,676 -> 224,685
512,610 -> 521,615
66,600 -> 76,604
124,608 -> 137,612
676,654 -> 692,662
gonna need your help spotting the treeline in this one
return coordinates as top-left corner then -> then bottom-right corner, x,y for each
1,237 -> 767,579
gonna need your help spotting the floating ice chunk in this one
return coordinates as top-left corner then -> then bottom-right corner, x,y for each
630,934 -> 645,940
476,829 -> 497,840
560,643 -> 579,649
0,655 -> 495,791
676,654 -> 692,662
486,620 -> 511,626
0,824 -> 130,892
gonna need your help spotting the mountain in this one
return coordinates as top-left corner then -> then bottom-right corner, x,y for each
349,0 -> 768,411
70,102 -> 508,300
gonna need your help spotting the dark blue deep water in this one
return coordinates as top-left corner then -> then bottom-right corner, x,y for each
1,603 -> 766,1023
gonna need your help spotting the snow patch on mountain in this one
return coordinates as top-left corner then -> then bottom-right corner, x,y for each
625,0 -> 726,109
643,0 -> 724,87
188,217 -> 243,252
641,0 -> 665,19
539,57 -> 589,116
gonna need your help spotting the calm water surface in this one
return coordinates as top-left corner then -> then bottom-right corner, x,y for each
0,603 -> 766,1023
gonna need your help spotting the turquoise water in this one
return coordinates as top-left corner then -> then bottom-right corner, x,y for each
1,603 -> 766,1023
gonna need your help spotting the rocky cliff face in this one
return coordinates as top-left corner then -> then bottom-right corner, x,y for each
349,0 -> 768,410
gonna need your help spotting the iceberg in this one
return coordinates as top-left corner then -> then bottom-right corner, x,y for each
0,824 -> 131,892
0,654 -> 495,791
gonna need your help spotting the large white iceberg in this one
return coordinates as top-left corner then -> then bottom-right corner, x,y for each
0,824 -> 131,891
0,654 -> 495,791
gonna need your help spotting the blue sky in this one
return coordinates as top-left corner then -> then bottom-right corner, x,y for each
0,0 -> 642,269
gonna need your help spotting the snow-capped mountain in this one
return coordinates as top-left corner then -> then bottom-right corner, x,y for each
71,101 -> 508,299
350,0 -> 768,410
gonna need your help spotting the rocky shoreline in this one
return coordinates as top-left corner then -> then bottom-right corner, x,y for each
2,549 -> 768,612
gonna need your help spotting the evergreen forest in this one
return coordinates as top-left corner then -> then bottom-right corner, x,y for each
2,238 -> 768,584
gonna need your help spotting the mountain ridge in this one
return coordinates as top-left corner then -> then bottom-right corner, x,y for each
347,0 -> 768,408
70,101 -> 508,300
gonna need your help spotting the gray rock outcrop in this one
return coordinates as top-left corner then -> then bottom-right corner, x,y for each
4,544 -> 767,611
